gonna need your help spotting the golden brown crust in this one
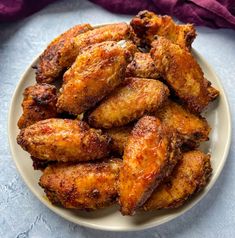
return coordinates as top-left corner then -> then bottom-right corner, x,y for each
155,99 -> 211,145
17,119 -> 111,162
36,24 -> 93,83
151,37 -> 219,113
119,116 -> 181,215
105,125 -> 133,155
57,41 -> 131,115
16,19 -> 217,216
73,23 -> 132,51
121,40 -> 138,56
39,158 -> 122,210
88,78 -> 169,129
36,23 -> 132,84
17,84 -> 57,129
103,99 -> 210,153
126,52 -> 160,79
143,150 -> 212,210
130,10 -> 196,49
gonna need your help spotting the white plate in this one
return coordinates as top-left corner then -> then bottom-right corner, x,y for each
8,43 -> 231,231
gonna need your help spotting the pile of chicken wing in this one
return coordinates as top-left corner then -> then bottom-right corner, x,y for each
17,11 -> 218,216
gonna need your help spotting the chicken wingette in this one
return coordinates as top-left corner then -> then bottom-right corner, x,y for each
88,78 -> 169,129
36,24 -> 93,83
17,119 -> 111,162
156,99 -> 211,147
143,150 -> 212,210
17,84 -> 57,129
105,125 -> 133,155
151,37 -> 219,113
126,52 -> 160,79
39,158 -> 122,210
119,116 -> 181,215
130,10 -> 196,49
57,41 -> 132,115
36,23 -> 132,83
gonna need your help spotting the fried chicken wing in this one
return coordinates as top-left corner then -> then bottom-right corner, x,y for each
88,78 -> 169,129
131,10 -> 196,49
17,84 -> 57,129
104,99 -> 210,153
126,52 -> 160,79
105,125 -> 133,155
143,150 -> 212,210
151,37 -> 219,113
156,100 -> 211,147
36,23 -> 132,84
17,119 -> 110,162
73,22 -> 132,51
119,116 -> 181,215
39,158 -> 122,210
57,41 -> 131,115
36,24 -> 93,83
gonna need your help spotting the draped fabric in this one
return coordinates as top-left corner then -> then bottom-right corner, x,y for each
1,0 -> 235,30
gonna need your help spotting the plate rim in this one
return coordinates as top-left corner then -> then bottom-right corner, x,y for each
8,44 -> 232,232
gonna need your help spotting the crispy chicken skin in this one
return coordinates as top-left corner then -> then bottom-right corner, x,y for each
36,24 -> 93,83
105,125 -> 133,154
130,10 -> 196,49
73,22 -> 132,52
57,41 -> 131,115
151,37 -> 219,113
104,99 -> 210,153
17,84 -> 57,129
17,119 -> 111,162
121,40 -> 138,56
39,158 -> 122,210
156,99 -> 211,146
143,150 -> 212,210
88,78 -> 169,129
126,52 -> 160,79
36,23 -> 132,84
119,116 -> 181,215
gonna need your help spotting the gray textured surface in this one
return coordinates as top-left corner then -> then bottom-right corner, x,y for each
0,0 -> 235,237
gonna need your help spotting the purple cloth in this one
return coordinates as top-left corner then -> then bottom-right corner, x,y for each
89,0 -> 235,29
0,0 -> 235,30
0,0 -> 57,22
